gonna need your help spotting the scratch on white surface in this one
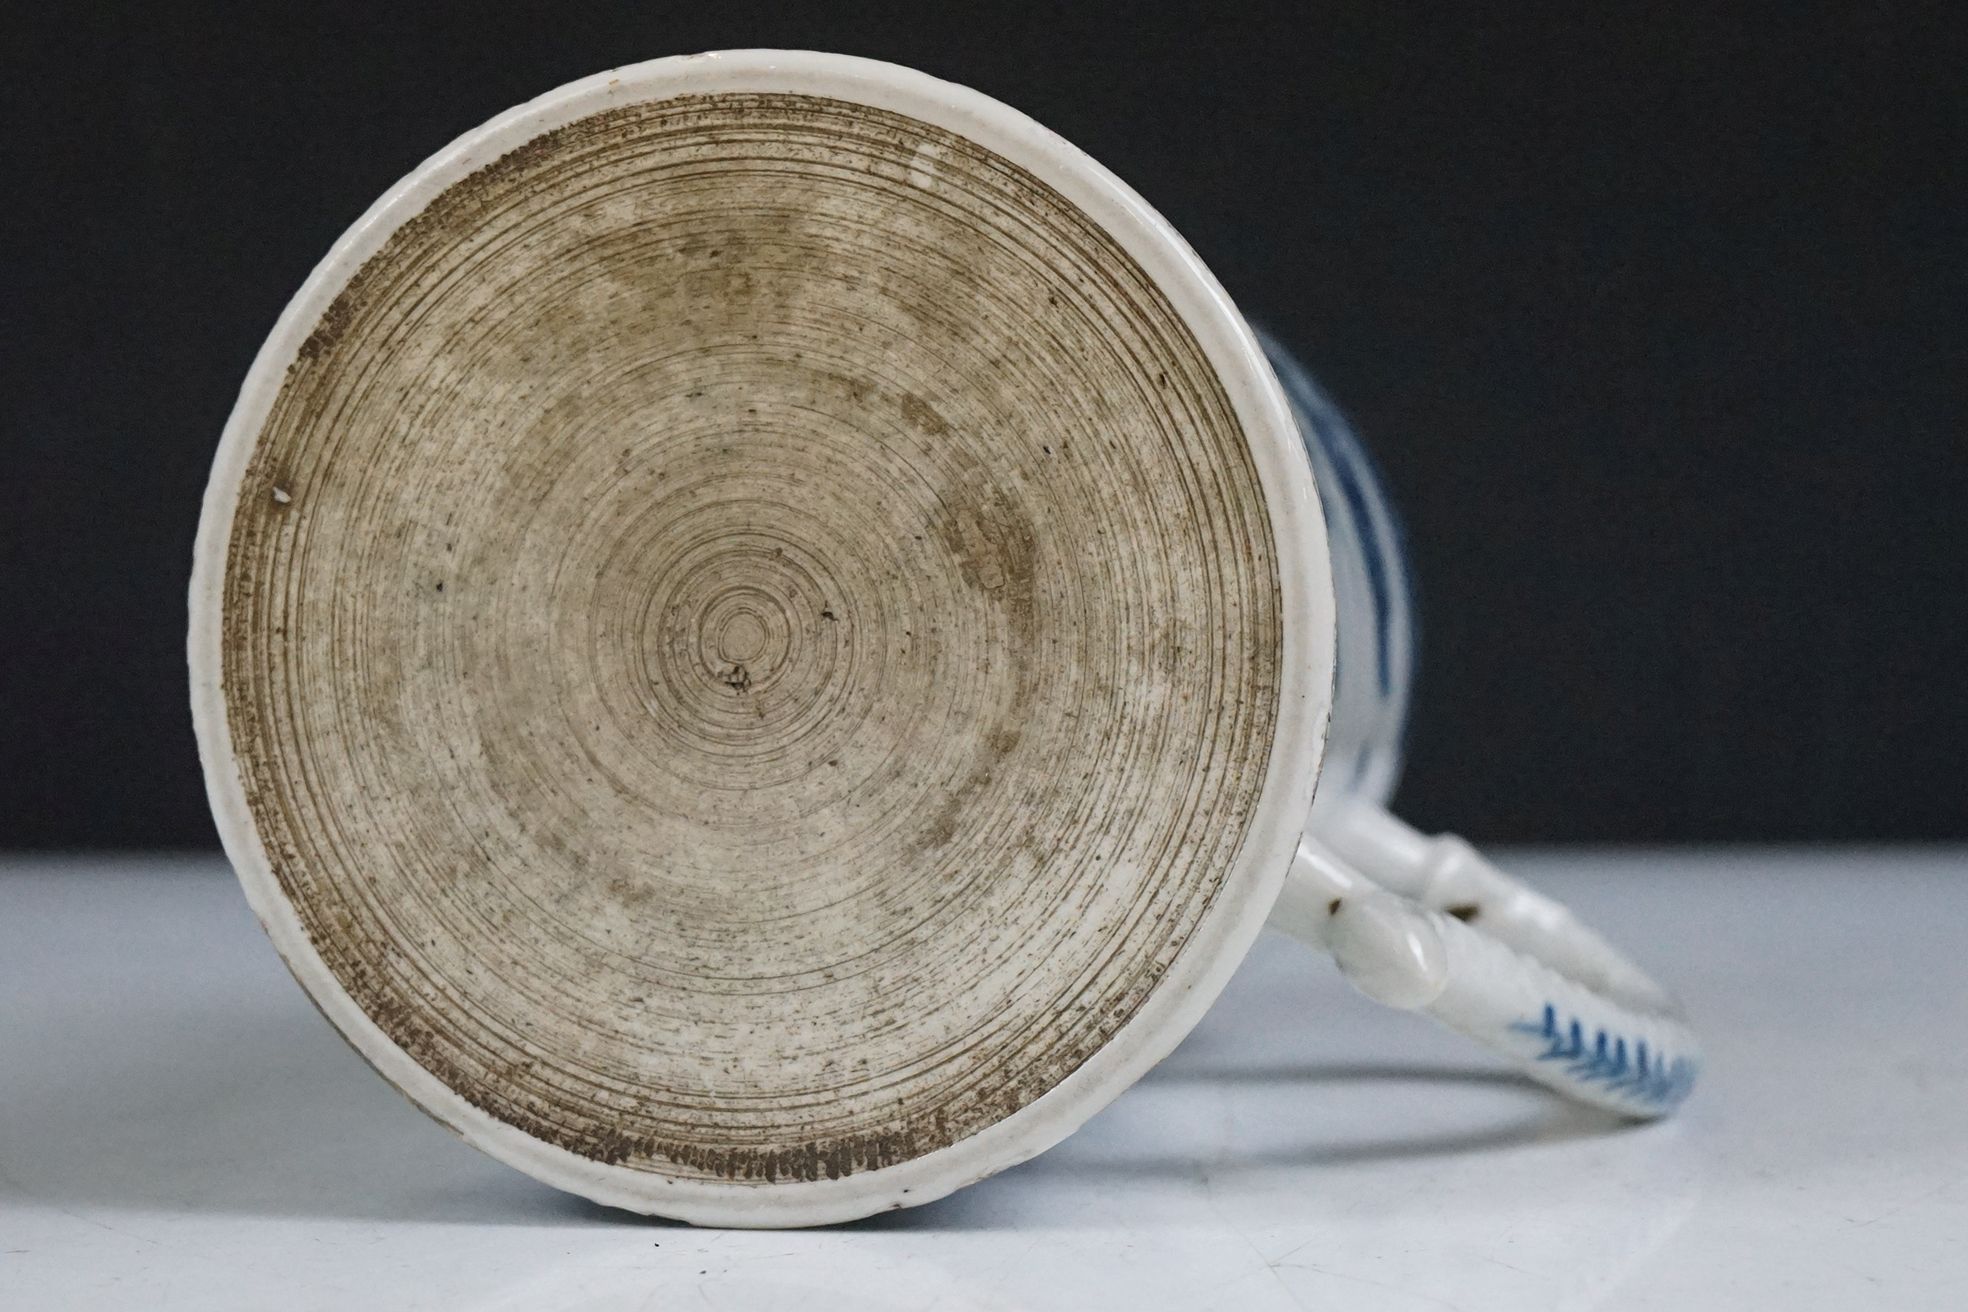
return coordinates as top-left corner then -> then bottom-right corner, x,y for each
1263,1264 -> 1315,1312
1848,1174 -> 1966,1228
1267,1234 -> 1319,1268
0,1161 -> 159,1248
1200,1165 -> 1313,1312
1482,1253 -> 1537,1276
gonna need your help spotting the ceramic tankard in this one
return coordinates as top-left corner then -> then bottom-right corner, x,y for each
190,50 -> 1697,1227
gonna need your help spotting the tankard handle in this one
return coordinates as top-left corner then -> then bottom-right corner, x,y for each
1271,799 -> 1700,1117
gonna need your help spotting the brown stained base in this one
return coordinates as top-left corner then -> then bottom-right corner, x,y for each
220,93 -> 1282,1183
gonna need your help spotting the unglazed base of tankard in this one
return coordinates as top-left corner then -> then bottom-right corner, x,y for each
192,53 -> 1335,1226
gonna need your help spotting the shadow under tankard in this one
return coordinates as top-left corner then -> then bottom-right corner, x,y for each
2,864 -> 1704,1312
4,872 -> 1604,1230
7,1000 -> 1589,1229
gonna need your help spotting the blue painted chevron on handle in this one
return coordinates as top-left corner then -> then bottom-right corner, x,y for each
1510,1004 -> 1698,1110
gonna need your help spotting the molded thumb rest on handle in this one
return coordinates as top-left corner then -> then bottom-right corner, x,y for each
1274,802 -> 1700,1118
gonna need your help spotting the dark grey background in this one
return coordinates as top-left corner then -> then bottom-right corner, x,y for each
4,3 -> 1962,849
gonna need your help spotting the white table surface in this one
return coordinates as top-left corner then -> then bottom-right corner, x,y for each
3,849 -> 1963,1310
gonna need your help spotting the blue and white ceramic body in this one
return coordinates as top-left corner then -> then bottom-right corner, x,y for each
1260,335 -> 1700,1118
1261,333 -> 1416,811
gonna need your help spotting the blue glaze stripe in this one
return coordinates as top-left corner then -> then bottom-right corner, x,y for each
1509,1003 -> 1699,1110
